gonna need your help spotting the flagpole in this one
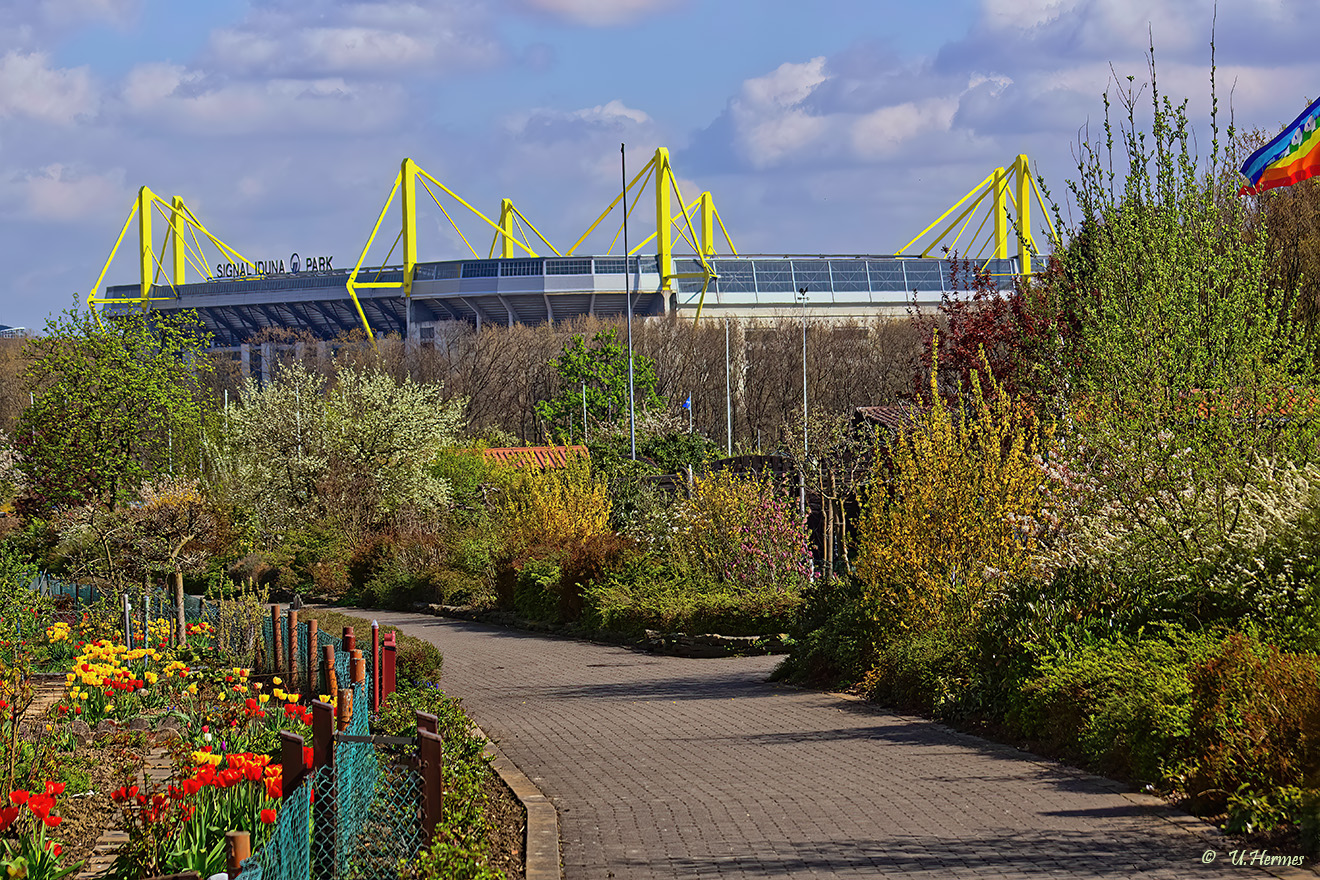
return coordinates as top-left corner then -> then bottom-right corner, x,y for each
622,143 -> 636,461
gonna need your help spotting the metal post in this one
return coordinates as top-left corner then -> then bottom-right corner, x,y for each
419,729 -> 444,839
122,594 -> 132,650
621,142 -> 636,461
416,711 -> 438,735
582,380 -> 587,443
371,621 -> 380,712
725,317 -> 733,456
798,286 -> 809,517
311,700 -> 334,769
382,632 -> 397,703
142,582 -> 150,647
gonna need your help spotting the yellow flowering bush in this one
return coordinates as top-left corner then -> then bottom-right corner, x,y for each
856,347 -> 1053,634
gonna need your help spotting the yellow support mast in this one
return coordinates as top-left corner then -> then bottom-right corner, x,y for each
898,154 -> 1051,275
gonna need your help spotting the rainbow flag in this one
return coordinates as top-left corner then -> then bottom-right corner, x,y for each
1240,96 -> 1320,195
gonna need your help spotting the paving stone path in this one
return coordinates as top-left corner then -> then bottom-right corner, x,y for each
359,610 -> 1303,879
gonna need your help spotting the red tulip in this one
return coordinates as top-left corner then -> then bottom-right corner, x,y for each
260,808 -> 276,824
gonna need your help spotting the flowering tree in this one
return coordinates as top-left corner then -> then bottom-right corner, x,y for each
216,361 -> 466,538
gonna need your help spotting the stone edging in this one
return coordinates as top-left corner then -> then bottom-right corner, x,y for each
472,723 -> 562,880
418,603 -> 788,658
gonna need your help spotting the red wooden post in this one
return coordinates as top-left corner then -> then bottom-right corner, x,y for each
287,609 -> 299,684
336,688 -> 352,731
311,700 -> 334,769
416,711 -> 438,735
270,604 -> 284,674
370,621 -> 380,712
419,728 -> 444,840
279,730 -> 306,797
306,618 -> 319,695
225,830 -> 250,879
381,632 -> 397,703
322,644 -> 337,696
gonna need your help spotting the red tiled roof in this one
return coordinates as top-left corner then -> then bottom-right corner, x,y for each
481,445 -> 589,469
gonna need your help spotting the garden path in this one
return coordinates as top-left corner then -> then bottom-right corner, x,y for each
356,610 -> 1300,880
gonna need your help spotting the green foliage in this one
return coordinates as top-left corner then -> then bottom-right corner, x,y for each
770,577 -> 873,689
383,685 -> 502,880
581,553 -> 802,637
512,558 -> 562,623
16,308 -> 213,512
535,329 -> 664,439
861,627 -> 980,718
1009,629 -> 1213,784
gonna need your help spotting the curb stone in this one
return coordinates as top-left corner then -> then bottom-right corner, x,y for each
416,603 -> 788,658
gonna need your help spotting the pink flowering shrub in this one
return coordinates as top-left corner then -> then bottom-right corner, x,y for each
677,470 -> 811,595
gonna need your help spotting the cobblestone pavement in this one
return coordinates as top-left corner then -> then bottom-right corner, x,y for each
358,610 -> 1295,879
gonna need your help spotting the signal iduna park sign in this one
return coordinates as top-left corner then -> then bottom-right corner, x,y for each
214,253 -> 335,278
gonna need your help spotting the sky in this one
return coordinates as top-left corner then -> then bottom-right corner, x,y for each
0,0 -> 1317,331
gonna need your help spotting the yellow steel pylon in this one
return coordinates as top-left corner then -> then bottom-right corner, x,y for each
898,154 -> 1058,275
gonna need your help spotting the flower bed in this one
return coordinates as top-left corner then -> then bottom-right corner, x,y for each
3,591 -> 520,880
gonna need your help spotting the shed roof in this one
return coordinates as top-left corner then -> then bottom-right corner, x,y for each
481,445 -> 589,469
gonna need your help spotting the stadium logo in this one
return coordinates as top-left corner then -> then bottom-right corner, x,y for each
215,253 -> 335,279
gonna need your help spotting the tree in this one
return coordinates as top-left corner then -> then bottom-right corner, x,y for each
215,360 -> 466,539
535,330 -> 664,440
16,309 -> 213,513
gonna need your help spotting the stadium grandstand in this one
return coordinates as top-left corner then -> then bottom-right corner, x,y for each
89,150 -> 1051,351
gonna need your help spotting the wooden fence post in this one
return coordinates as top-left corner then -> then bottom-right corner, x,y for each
306,618 -> 319,695
287,609 -> 299,685
370,622 -> 380,712
322,644 -> 337,696
311,700 -> 334,769
310,700 -> 336,880
342,626 -> 355,654
173,570 -> 185,648
381,632 -> 397,704
225,830 -> 250,879
415,711 -> 437,735
350,649 -> 364,687
336,688 -> 352,732
279,730 -> 306,797
270,604 -> 284,674
419,728 -> 444,840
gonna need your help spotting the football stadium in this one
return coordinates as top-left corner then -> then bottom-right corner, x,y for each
90,149 -> 1050,349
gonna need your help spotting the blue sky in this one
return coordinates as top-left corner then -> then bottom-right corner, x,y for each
0,0 -> 1316,330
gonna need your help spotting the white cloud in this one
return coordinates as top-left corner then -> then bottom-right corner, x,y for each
851,98 -> 960,160
119,62 -> 404,134
0,51 -> 96,124
513,0 -> 676,26
21,163 -> 126,222
205,1 -> 503,78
